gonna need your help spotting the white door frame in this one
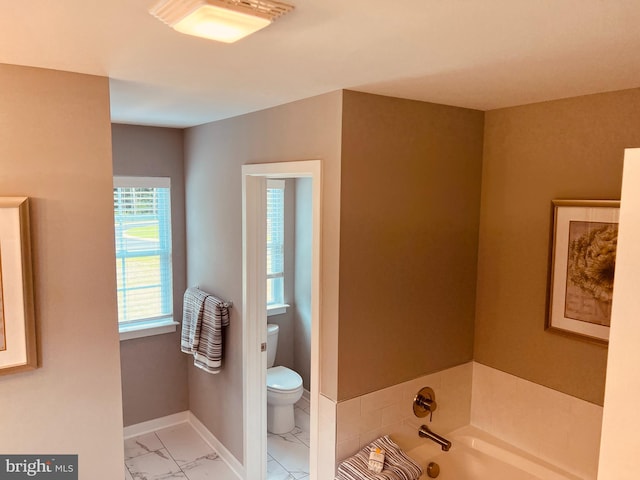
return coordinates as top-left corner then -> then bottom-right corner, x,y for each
242,160 -> 322,480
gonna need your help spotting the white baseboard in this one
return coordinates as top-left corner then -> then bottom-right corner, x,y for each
188,412 -> 245,480
124,411 -> 189,439
123,411 -> 244,480
302,388 -> 311,401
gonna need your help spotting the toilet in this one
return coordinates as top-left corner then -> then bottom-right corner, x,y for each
266,323 -> 304,434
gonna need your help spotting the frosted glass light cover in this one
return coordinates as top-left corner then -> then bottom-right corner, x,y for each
173,4 -> 272,43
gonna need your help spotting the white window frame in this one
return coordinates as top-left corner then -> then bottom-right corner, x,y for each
113,176 -> 178,340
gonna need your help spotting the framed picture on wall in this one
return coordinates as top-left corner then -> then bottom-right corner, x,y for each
546,199 -> 620,344
0,197 -> 37,374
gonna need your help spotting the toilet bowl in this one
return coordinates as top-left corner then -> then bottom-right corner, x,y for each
266,324 -> 304,434
267,366 -> 303,434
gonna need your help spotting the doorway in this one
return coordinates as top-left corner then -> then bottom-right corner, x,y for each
242,160 -> 322,480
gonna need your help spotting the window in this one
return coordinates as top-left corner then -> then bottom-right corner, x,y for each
113,176 -> 175,338
267,180 -> 285,310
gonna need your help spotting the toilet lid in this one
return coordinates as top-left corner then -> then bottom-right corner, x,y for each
267,366 -> 303,392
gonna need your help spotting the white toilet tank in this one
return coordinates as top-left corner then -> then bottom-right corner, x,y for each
266,324 -> 279,368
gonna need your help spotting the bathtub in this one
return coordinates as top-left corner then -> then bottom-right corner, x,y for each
406,426 -> 582,480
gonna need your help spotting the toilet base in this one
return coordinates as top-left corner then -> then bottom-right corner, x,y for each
267,403 -> 295,434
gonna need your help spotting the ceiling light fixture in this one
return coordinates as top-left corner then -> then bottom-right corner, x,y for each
149,0 -> 294,43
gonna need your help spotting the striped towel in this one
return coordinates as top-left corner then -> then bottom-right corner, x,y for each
193,295 -> 230,374
336,436 -> 422,480
181,287 -> 209,354
181,287 -> 231,374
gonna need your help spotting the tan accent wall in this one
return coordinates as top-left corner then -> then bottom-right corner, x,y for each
0,64 -> 124,478
184,91 -> 343,461
338,91 -> 485,400
475,88 -> 640,405
111,124 -> 189,426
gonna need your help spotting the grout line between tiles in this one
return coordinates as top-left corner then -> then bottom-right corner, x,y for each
267,455 -> 291,480
149,432 -> 187,480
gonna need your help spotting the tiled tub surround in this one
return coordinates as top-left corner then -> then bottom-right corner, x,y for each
471,363 -> 603,480
336,362 -> 602,480
336,363 -> 473,461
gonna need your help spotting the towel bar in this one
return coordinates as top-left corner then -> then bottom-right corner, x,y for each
194,285 -> 233,309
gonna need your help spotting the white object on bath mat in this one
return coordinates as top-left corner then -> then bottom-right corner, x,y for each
368,446 -> 385,472
336,435 -> 423,480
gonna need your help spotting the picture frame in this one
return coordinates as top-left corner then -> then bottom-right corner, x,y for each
0,197 -> 37,374
546,199 -> 620,344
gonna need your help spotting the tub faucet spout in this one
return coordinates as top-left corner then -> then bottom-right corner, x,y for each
418,425 -> 452,452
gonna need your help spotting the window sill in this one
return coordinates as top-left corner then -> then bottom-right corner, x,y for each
119,319 -> 179,341
267,304 -> 290,316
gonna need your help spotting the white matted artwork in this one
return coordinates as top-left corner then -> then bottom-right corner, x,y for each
547,199 -> 619,344
0,197 -> 37,374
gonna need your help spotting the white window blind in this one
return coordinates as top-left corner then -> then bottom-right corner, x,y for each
113,176 -> 173,326
267,179 -> 285,306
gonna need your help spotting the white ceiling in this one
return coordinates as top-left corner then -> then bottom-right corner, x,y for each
2,0 -> 640,128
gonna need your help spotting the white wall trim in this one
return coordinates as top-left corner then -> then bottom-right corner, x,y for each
242,160 -> 323,480
123,411 -> 189,439
242,171 -> 268,480
189,412 -> 245,479
119,320 -> 178,341
598,148 -> 640,479
302,388 -> 311,402
318,394 -> 337,480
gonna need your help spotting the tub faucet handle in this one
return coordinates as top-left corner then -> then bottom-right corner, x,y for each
413,387 -> 437,419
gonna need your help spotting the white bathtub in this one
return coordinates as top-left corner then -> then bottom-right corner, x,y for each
406,426 -> 582,480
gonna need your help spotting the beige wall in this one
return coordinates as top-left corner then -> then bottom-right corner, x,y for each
338,91 -> 485,400
0,64 -> 124,478
111,124 -> 189,426
475,88 -> 640,405
184,91 -> 343,461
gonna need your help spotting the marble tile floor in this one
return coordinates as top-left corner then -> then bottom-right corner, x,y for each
124,422 -> 238,480
267,397 -> 310,480
124,396 -> 311,480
